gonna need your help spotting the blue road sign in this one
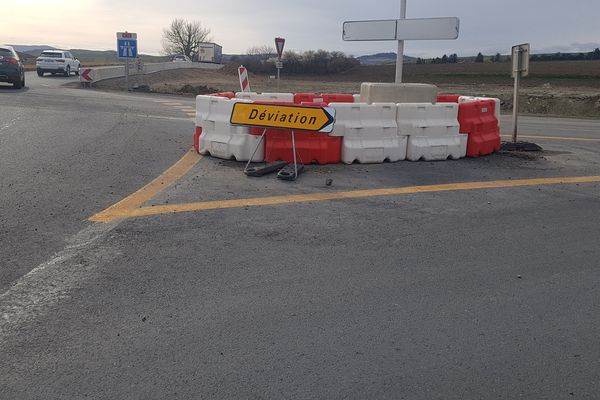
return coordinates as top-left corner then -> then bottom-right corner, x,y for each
117,39 -> 138,59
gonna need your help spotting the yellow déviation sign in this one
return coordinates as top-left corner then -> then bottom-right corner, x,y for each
230,103 -> 336,133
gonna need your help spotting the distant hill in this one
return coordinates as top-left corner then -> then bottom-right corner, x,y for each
11,44 -> 57,55
357,52 -> 417,65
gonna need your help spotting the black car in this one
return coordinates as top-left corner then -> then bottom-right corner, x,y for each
0,45 -> 25,89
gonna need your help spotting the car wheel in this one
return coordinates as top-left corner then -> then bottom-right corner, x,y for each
75,69 -> 79,76
64,66 -> 70,77
37,69 -> 43,77
21,73 -> 25,88
14,79 -> 22,89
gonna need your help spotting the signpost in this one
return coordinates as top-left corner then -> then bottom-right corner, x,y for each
343,0 -> 459,83
275,37 -> 285,91
511,43 -> 530,143
238,65 -> 250,92
117,32 -> 138,90
230,103 -> 335,133
231,102 -> 335,180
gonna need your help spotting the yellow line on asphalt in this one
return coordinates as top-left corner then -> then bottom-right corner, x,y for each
501,134 -> 600,142
89,149 -> 202,222
97,175 -> 600,221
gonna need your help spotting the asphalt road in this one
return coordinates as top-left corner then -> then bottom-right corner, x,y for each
1,73 -> 600,399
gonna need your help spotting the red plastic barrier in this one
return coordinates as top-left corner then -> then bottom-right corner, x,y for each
437,94 -> 460,103
300,102 -> 329,107
319,93 -> 354,103
264,129 -> 342,165
194,127 -> 202,153
209,92 -> 235,99
458,99 -> 500,157
294,93 -> 322,104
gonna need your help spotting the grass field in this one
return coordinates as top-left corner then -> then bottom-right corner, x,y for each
312,60 -> 600,88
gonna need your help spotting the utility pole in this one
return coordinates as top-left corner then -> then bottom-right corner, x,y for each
396,0 -> 407,83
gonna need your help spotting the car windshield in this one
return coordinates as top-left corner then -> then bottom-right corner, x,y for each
40,52 -> 62,58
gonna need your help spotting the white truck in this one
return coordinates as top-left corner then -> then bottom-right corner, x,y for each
197,43 -> 222,64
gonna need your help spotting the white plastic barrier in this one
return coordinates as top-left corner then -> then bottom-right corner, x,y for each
459,96 -> 501,121
406,135 -> 467,161
329,102 -> 407,164
196,95 -> 264,162
397,103 -> 467,161
144,61 -> 221,74
80,62 -> 222,85
360,83 -> 438,104
235,92 -> 294,103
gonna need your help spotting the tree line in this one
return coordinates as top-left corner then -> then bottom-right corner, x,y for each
530,48 -> 600,61
231,49 -> 360,75
416,48 -> 600,64
416,54 -> 459,64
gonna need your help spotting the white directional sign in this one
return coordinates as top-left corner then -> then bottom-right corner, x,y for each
343,17 -> 460,41
512,43 -> 530,78
342,0 -> 460,83
343,20 -> 398,41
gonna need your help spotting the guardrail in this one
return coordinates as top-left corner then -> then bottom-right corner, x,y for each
79,62 -> 223,87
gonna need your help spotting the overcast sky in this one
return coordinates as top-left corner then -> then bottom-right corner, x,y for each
3,0 -> 600,57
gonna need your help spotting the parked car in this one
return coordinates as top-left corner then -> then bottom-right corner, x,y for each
0,45 -> 25,89
172,54 -> 192,62
36,50 -> 80,77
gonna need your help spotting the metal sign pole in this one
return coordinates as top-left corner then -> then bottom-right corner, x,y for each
277,66 -> 280,91
510,44 -> 530,144
512,62 -> 521,143
291,130 -> 298,179
395,0 -> 407,83
125,59 -> 130,91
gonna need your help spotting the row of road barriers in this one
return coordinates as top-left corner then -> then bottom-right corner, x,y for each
79,62 -> 223,86
194,91 -> 501,165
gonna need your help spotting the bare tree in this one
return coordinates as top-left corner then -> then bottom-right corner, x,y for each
246,45 -> 276,61
162,19 -> 211,61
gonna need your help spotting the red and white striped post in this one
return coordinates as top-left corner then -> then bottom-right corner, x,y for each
238,65 -> 250,93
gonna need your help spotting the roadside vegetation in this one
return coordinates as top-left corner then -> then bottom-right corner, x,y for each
231,49 -> 360,75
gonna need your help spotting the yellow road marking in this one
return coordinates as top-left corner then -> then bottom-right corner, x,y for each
94,175 -> 600,222
89,149 -> 202,222
501,134 -> 600,142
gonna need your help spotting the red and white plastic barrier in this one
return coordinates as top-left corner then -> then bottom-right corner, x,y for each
194,91 -> 503,165
437,94 -> 502,158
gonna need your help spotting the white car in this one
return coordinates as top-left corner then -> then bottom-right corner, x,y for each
172,54 -> 192,62
36,50 -> 80,77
